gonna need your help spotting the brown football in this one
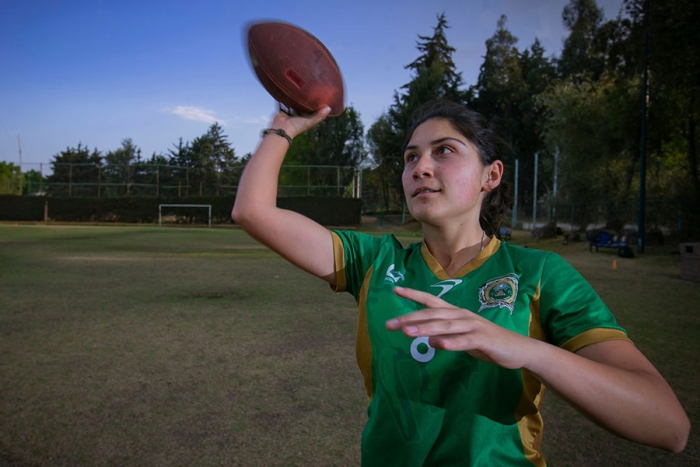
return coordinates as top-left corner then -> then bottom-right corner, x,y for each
246,21 -> 345,117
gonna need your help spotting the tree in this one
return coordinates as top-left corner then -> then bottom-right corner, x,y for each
167,137 -> 193,167
283,105 -> 367,196
47,143 -> 102,197
403,13 -> 468,105
165,138 -> 193,197
519,38 -> 558,155
367,13 -> 468,208
552,0 -> 700,236
471,15 -> 527,173
22,169 -> 46,195
196,122 -> 238,195
367,114 -> 405,209
0,161 -> 21,194
538,76 -> 639,229
103,138 -> 141,196
627,0 -> 700,237
173,123 -> 239,196
558,0 -> 606,80
470,16 -> 556,213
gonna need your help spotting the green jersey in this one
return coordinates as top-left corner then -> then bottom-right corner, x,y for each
330,231 -> 629,467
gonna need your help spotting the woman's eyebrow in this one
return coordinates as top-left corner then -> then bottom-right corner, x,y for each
404,137 -> 468,152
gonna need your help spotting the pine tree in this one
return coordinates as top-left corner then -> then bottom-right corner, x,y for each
558,0 -> 605,80
403,13 -> 468,104
470,16 -> 556,208
367,13 -> 467,208
188,122 -> 238,196
103,138 -> 141,195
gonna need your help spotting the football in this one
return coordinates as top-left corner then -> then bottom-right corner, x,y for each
246,21 -> 345,117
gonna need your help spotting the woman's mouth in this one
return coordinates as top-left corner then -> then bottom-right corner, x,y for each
413,187 -> 440,197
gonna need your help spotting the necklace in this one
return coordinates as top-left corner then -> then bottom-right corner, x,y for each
454,230 -> 486,272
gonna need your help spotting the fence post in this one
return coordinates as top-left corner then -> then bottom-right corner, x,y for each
532,153 -> 538,229
512,159 -> 518,229
17,135 -> 23,195
69,163 -> 73,198
570,204 -> 575,232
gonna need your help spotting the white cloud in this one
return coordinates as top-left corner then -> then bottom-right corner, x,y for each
166,106 -> 223,124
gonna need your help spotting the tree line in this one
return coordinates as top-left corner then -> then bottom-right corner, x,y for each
366,0 -> 698,237
3,0 -> 698,237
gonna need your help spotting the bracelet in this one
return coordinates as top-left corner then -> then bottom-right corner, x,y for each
262,128 -> 293,145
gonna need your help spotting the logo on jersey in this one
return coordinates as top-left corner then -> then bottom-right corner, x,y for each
406,280 -> 463,364
410,336 -> 435,362
430,279 -> 463,298
384,264 -> 405,283
478,274 -> 519,314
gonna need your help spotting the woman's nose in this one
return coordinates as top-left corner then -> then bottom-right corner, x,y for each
413,155 -> 434,179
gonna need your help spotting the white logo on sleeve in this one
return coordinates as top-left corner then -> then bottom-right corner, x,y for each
384,264 -> 405,283
431,279 -> 463,298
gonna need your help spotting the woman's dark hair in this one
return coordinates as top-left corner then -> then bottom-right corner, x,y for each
403,99 -> 511,238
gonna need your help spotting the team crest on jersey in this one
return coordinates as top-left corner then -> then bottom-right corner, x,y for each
478,274 -> 519,314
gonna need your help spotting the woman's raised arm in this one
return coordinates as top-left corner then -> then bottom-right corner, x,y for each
232,107 -> 337,284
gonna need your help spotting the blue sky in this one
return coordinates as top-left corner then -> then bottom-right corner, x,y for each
0,0 -> 623,172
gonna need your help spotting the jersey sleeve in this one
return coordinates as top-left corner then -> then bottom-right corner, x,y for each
538,252 -> 631,352
330,230 -> 383,298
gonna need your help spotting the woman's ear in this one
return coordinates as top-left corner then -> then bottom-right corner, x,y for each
481,160 -> 504,193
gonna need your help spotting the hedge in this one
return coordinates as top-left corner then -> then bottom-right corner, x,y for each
0,195 -> 362,226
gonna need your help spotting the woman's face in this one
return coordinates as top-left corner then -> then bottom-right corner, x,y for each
401,118 -> 501,227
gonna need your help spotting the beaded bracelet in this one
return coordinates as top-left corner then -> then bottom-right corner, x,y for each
262,128 -> 293,145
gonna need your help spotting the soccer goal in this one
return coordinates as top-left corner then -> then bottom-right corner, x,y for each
158,204 -> 212,227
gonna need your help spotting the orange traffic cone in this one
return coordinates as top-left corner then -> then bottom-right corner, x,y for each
612,260 -> 617,270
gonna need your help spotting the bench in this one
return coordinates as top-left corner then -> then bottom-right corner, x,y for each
589,231 -> 634,257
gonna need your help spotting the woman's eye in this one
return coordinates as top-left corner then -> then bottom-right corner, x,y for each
435,146 -> 453,156
405,154 -> 417,163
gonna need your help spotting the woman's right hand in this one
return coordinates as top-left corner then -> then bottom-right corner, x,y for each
271,106 -> 332,139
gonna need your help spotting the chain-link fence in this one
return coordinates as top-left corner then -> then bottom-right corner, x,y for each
1,163 -> 362,199
513,198 -> 684,234
363,197 -> 686,237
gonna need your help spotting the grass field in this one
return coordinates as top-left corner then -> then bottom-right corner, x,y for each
0,222 -> 698,466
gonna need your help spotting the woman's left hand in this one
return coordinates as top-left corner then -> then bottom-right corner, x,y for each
387,286 -> 690,452
386,286 -> 534,369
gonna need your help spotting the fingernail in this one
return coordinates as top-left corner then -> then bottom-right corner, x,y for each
394,286 -> 404,292
405,326 -> 418,335
386,318 -> 399,328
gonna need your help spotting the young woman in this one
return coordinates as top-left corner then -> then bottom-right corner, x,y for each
232,99 -> 689,466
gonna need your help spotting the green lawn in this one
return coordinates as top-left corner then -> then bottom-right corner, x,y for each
0,223 -> 697,466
